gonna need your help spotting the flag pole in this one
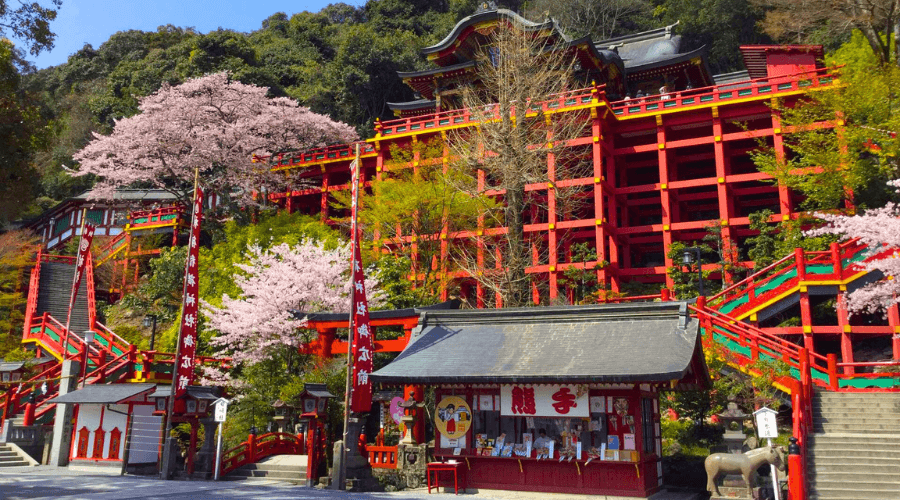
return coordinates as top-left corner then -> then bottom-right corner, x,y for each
61,208 -> 88,361
161,169 -> 200,480
338,143 -> 361,490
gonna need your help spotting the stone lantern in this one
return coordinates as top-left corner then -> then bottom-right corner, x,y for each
717,396 -> 749,454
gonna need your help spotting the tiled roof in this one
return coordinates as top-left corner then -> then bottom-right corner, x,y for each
372,302 -> 706,385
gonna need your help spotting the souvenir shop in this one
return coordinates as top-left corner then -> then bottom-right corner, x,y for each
371,302 -> 709,497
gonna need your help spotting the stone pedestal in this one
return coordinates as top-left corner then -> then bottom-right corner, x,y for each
710,485 -> 762,499
193,419 -> 218,478
49,360 -> 79,467
343,415 -> 382,491
396,443 -> 428,489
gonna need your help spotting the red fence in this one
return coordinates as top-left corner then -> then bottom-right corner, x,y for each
366,445 -> 398,469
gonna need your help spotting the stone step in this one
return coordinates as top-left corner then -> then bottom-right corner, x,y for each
0,460 -> 30,467
813,424 -> 900,433
808,471 -> 900,484
810,480 -> 900,492
229,468 -> 306,480
809,450 -> 900,461
813,406 -> 900,415
809,460 -> 900,472
238,463 -> 309,473
809,489 -> 900,500
812,417 -> 900,427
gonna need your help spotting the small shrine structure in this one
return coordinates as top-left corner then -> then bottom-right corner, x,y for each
371,301 -> 709,497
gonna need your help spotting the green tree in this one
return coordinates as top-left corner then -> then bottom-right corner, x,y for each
751,31 -> 900,211
652,0 -> 771,73
746,210 -> 778,271
0,230 -> 38,358
0,0 -> 62,56
333,140 -> 489,305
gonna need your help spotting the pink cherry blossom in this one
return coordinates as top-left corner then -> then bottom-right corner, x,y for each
201,240 -> 382,366
73,72 -> 357,203
807,180 -> 900,315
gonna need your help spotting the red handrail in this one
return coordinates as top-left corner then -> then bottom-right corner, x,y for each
221,432 -> 304,475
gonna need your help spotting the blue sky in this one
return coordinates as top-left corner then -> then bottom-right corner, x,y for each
13,1 -> 367,69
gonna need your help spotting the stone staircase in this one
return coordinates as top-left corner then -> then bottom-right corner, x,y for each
0,444 -> 37,467
35,261 -> 91,336
227,455 -> 308,483
808,391 -> 900,499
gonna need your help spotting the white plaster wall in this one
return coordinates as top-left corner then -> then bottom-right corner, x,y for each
128,404 -> 162,464
72,405 -> 101,459
103,404 -> 128,459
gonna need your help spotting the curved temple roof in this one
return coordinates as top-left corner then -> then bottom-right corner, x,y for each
372,302 -> 709,388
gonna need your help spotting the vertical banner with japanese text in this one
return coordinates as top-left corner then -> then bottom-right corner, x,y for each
348,158 -> 373,412
174,186 -> 203,397
69,222 -> 96,312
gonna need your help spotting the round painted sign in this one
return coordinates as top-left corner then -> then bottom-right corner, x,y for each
389,396 -> 405,424
434,396 -> 471,440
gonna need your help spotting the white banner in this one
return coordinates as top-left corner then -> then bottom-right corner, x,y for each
500,384 -> 589,417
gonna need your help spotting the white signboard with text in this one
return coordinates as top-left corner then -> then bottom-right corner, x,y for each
753,407 -> 778,439
213,398 -> 230,423
500,384 -> 589,418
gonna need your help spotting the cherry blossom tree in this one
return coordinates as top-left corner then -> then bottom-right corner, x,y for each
202,240 -> 381,366
73,72 -> 357,204
807,180 -> 900,315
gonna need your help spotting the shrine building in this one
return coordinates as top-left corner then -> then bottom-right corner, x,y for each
264,5 -> 833,307
371,301 -> 709,497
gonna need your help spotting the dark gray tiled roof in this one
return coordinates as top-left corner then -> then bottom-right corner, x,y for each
150,385 -> 221,400
303,383 -> 336,399
294,299 -> 461,322
372,302 -> 703,385
48,383 -> 156,404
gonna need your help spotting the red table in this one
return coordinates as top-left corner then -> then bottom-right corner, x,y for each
427,461 -> 466,495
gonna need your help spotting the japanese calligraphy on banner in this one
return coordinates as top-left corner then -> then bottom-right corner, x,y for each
69,222 -> 96,311
348,158 -> 373,412
174,186 -> 203,398
500,384 -> 589,417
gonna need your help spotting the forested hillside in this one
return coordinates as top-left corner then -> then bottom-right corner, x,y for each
0,0 -> 861,225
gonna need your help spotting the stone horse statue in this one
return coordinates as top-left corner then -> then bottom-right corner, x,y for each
705,445 -> 785,497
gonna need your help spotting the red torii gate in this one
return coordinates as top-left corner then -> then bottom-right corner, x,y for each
295,300 -> 461,443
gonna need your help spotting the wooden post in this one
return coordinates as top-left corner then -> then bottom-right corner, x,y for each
22,399 -> 35,427
827,353 -> 838,390
794,248 -> 806,281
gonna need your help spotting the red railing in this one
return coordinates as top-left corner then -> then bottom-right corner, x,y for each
221,432 -> 305,475
366,445 -> 398,469
0,361 -> 61,430
94,232 -> 128,266
610,66 -> 839,118
21,249 -> 43,340
264,142 -> 377,172
708,239 -> 871,317
376,87 -> 600,138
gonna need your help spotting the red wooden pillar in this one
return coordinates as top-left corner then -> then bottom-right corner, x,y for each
546,124 -> 559,302
796,249 -> 815,353
316,328 -> 336,362
476,168 -> 486,308
187,421 -> 197,475
836,293 -> 854,375
591,106 -> 611,292
888,299 -> 900,360
655,115 -> 674,288
712,106 -> 736,284
306,424 -> 317,483
771,99 -> 793,219
827,354 -> 839,390
404,385 -> 425,444
603,127 -> 620,293
22,398 -> 35,427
